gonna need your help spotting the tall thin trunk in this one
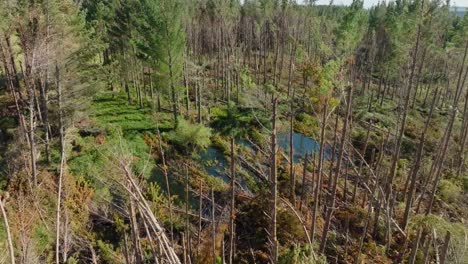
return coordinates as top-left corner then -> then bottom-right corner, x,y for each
0,195 -> 14,264
289,101 -> 295,204
270,97 -> 278,263
320,86 -> 353,253
229,137 -> 235,264
185,164 -> 190,262
39,75 -> 51,163
311,102 -> 328,243
55,64 -> 65,264
197,179 -> 202,259
408,229 -> 423,264
211,188 -> 216,264
385,22 -> 422,201
197,74 -> 203,124
299,153 -> 308,212
426,107 -> 457,215
402,85 -> 439,230
157,128 -> 174,242
411,47 -> 428,109
439,231 -> 451,264
28,81 -> 37,187
355,182 -> 376,264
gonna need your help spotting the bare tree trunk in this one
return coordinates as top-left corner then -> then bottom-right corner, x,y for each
157,128 -> 174,243
197,180 -> 202,259
320,86 -> 353,254
39,76 -> 51,163
408,229 -> 422,264
229,137 -> 235,264
355,183 -> 376,264
311,102 -> 328,243
289,101 -> 295,204
286,40 -> 296,97
402,85 -> 439,230
120,164 -> 180,264
270,97 -> 278,263
0,195 -> 14,264
385,23 -> 422,202
185,164 -> 191,262
198,74 -> 203,124
422,235 -> 432,264
28,82 -> 37,187
211,188 -> 216,264
129,197 -> 143,264
411,46 -> 427,109
299,153 -> 308,212
426,107 -> 457,215
55,64 -> 65,264
439,231 -> 451,264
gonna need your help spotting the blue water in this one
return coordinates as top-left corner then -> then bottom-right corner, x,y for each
150,132 -> 325,202
278,132 -> 330,162
200,147 -> 251,190
200,147 -> 229,182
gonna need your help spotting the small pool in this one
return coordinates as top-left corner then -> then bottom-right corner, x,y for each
279,131 -> 331,162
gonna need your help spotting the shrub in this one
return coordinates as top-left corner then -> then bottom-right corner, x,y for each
438,179 -> 462,202
164,119 -> 212,152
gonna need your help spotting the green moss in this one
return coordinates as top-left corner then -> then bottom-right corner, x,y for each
92,92 -> 158,132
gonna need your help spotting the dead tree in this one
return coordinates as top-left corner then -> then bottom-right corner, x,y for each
402,85 -> 439,230
55,64 -> 66,264
119,162 -> 181,264
229,137 -> 235,264
0,193 -> 14,264
320,86 -> 353,254
269,97 -> 278,263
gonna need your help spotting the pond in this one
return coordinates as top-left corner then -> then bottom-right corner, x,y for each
278,131 -> 331,163
149,132 -> 327,206
200,147 -> 250,191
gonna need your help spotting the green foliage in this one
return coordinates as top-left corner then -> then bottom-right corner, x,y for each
211,103 -> 269,137
463,175 -> 468,193
334,0 -> 367,57
96,240 -> 122,263
438,179 -> 462,202
164,119 -> 212,152
279,245 -> 327,264
211,103 -> 248,138
409,214 -> 468,262
294,113 -> 319,137
139,0 -> 186,92
34,225 -> 53,255
93,92 -> 157,132
240,69 -> 256,89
